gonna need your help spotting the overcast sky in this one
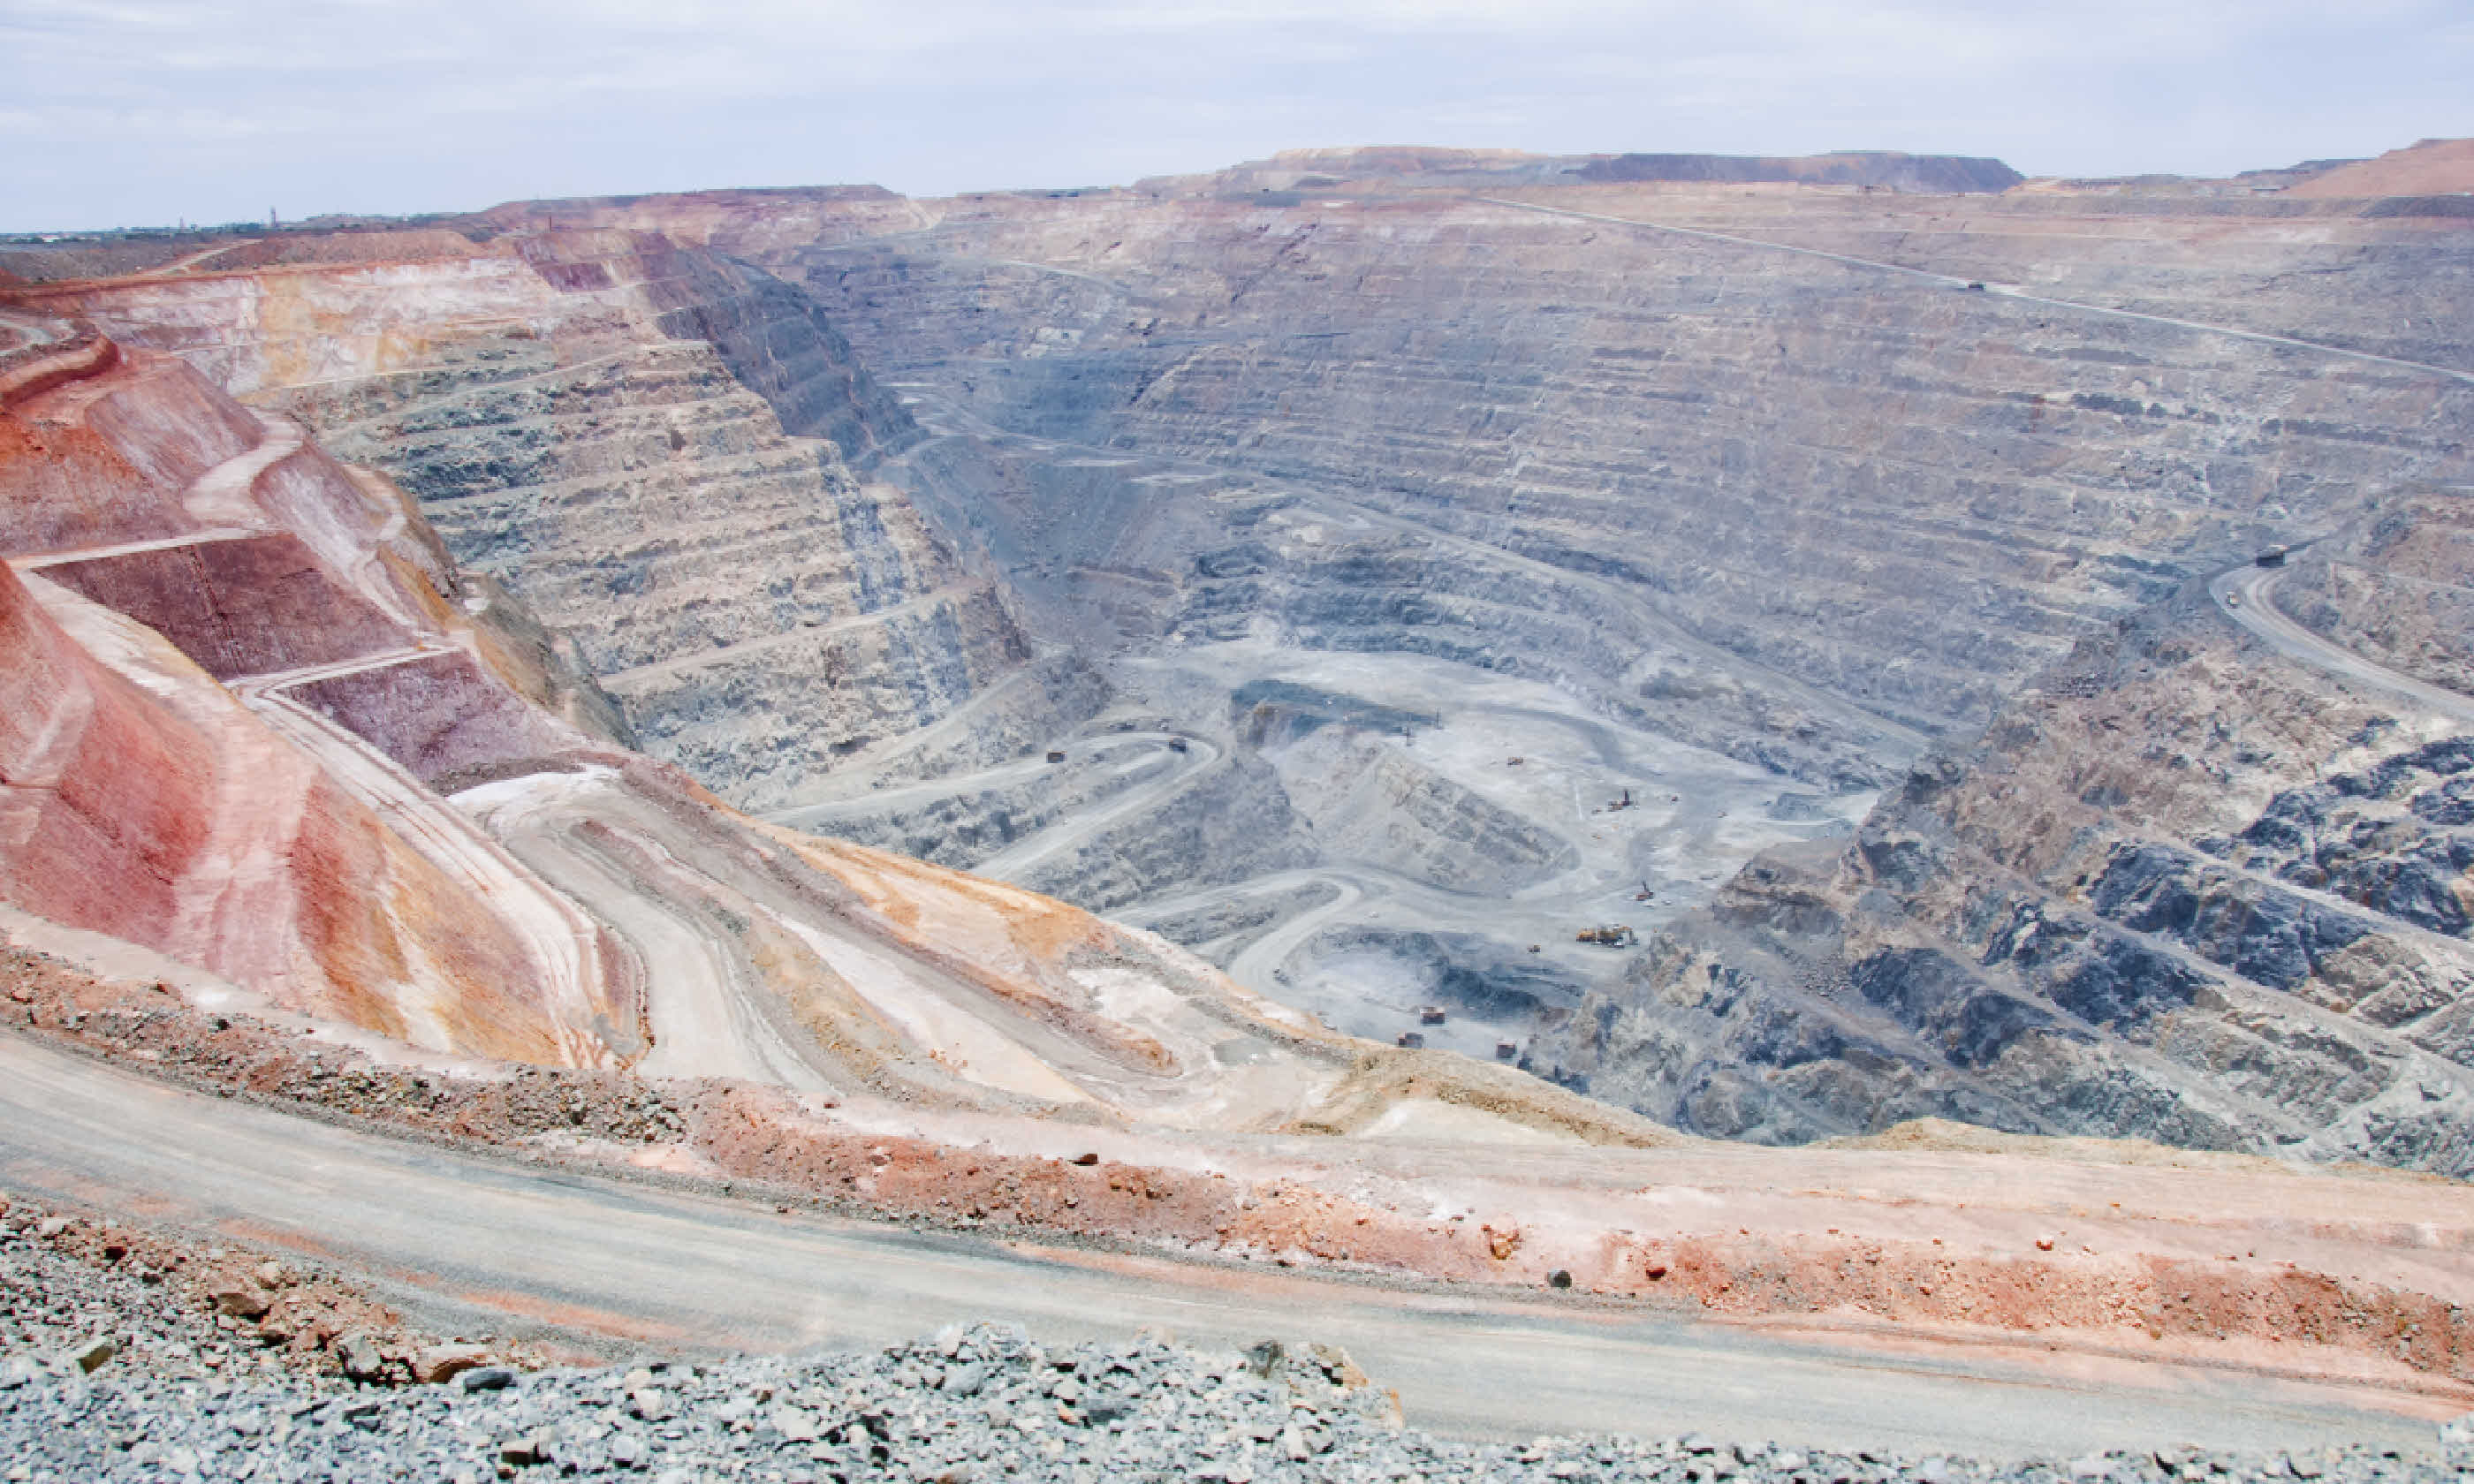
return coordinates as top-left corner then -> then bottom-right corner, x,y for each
4,0 -> 2469,233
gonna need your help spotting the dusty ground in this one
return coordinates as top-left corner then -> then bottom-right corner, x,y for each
10,936 -> 2474,1409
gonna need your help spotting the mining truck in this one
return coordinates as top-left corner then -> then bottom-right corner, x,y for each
1575,924 -> 1637,947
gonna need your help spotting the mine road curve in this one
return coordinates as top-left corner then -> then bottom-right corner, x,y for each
0,1039 -> 2454,1465
2211,561 -> 2474,726
769,730 -> 1223,897
974,732 -> 1222,880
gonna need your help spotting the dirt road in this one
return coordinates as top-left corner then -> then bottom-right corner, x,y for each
0,1034 -> 2448,1460
2212,561 -> 2474,724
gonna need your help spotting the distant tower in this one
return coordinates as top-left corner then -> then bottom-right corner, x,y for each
269,208 -> 278,229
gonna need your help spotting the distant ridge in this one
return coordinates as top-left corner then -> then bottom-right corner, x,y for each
1574,150 -> 2022,193
1174,146 -> 2026,196
2284,137 -> 2474,199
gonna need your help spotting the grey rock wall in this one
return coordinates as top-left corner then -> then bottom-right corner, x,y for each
1529,581 -> 2474,1173
271,239 -> 1082,808
782,191 -> 2469,771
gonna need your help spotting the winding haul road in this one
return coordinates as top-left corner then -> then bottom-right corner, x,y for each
975,732 -> 1222,880
0,1034 -> 2447,1460
2210,559 -> 2474,726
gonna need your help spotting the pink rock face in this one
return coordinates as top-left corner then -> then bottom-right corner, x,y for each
288,650 -> 576,786
0,324 -> 631,1068
40,534 -> 408,680
0,559 -> 213,943
0,353 -> 262,552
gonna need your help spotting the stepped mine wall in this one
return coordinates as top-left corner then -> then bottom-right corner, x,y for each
6,235 -> 1095,809
2275,492 -> 2474,695
0,308 -> 1431,1135
1528,572 -> 2474,1175
763,188 -> 2469,765
0,337 -> 628,1064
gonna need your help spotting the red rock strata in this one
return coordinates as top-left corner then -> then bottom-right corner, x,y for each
0,558 -> 216,943
38,534 -> 406,679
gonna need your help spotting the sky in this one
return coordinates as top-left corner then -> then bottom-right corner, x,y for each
4,0 -> 2470,234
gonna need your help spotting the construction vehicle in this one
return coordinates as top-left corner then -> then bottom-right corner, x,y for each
1418,1005 -> 1447,1026
1605,788 -> 1635,812
1495,1041 -> 1519,1061
1395,1031 -> 1425,1050
1575,924 -> 1637,948
1166,737 -> 1188,753
1633,881 -> 1656,902
1045,750 -> 1067,763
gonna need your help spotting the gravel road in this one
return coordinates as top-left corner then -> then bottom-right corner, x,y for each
2210,563 -> 2474,724
0,1033 -> 2449,1463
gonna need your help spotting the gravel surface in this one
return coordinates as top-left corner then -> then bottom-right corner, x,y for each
4,1313 -> 2468,1484
0,1189 -> 562,1402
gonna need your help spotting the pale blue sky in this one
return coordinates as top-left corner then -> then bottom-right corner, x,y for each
4,0 -> 2469,232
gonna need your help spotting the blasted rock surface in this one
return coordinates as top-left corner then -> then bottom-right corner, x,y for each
1531,578 -> 2474,1174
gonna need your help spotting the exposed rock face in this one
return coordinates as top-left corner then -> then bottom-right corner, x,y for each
1002,747 -> 1317,913
0,337 -> 623,1064
761,178 -> 2469,771
1270,728 -> 1578,897
2277,494 -> 2474,694
1573,151 -> 2023,192
36,533 -> 405,680
495,166 -> 2470,1171
11,155 -> 2471,1178
12,231 -> 1090,811
2,306 -> 1537,1141
1527,578 -> 2474,1174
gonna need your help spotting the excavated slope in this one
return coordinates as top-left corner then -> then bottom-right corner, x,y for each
409,163 -> 2473,1171
764,184 -> 2467,755
0,334 -> 623,1064
0,306 -> 1628,1146
7,232 -> 1097,809
1526,534 -> 2474,1174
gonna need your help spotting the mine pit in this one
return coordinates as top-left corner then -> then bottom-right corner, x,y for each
4,126 -> 2473,1473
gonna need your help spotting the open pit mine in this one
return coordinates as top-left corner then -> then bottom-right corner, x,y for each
4,136 -> 2474,1479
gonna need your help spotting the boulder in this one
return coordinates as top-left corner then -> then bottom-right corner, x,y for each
335,1331 -> 387,1382
207,1279 -> 272,1320
60,1335 -> 116,1374
412,1344 -> 492,1385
